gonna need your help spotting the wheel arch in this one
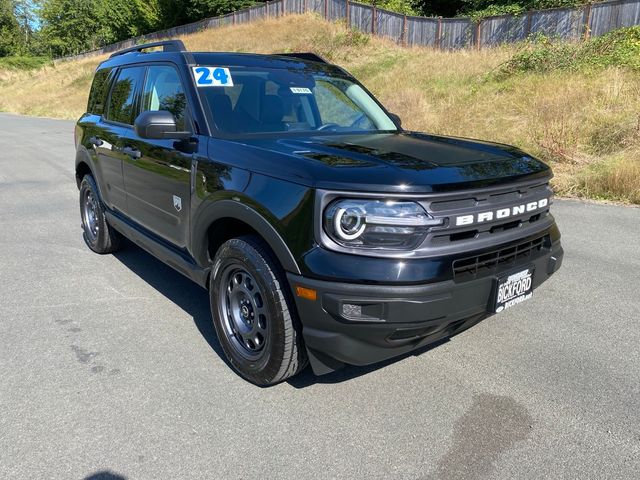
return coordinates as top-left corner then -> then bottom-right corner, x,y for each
193,200 -> 301,276
75,147 -> 96,189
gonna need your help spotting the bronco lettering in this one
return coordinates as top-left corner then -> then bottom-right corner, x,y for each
455,198 -> 549,227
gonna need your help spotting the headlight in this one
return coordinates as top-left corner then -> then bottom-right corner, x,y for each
323,199 -> 441,250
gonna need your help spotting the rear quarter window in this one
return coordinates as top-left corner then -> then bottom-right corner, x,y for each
87,68 -> 112,115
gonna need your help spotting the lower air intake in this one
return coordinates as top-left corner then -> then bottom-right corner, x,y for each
452,235 -> 549,280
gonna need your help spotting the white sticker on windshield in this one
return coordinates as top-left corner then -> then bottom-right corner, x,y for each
192,66 -> 233,87
290,87 -> 312,94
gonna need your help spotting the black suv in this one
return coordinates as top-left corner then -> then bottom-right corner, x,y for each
76,40 -> 563,385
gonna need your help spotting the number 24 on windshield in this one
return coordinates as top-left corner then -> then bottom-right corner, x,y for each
192,67 -> 234,87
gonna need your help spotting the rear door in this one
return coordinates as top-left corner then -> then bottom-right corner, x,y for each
122,64 -> 194,249
97,66 -> 145,212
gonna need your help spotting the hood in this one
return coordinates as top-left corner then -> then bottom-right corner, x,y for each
216,132 -> 551,193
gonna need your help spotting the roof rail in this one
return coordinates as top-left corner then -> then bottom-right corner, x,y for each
275,52 -> 328,64
109,40 -> 186,58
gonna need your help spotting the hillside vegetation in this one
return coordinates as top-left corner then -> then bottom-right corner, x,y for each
0,14 -> 638,204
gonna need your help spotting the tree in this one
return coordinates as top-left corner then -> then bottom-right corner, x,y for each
100,0 -> 160,42
0,0 -> 21,56
412,0 -> 586,17
13,0 -> 38,44
39,0 -> 105,56
27,0 -> 272,58
357,0 -> 416,15
185,0 -> 256,22
39,0 -> 161,56
156,0 -> 189,29
413,0 -> 465,17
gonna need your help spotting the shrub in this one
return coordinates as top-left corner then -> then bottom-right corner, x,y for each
0,56 -> 51,71
311,24 -> 370,60
499,26 -> 640,77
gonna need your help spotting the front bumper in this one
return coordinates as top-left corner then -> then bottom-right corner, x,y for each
288,240 -> 563,375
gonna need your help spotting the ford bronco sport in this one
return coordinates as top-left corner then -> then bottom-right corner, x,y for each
75,40 -> 563,385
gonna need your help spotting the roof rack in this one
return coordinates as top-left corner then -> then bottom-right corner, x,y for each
109,40 -> 186,58
275,52 -> 328,64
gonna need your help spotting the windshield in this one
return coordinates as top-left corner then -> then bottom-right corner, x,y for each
196,67 -> 397,136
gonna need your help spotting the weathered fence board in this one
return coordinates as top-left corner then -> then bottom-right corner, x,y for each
249,4 -> 268,20
440,18 -> 474,49
308,0 -> 324,15
283,0 -> 304,14
376,10 -> 405,42
349,3 -> 373,33
406,17 -> 438,47
480,14 -> 528,46
528,7 -> 585,39
55,0 -> 640,62
328,0 -> 347,21
590,0 -> 640,36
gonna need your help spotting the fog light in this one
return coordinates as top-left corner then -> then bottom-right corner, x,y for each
342,304 -> 362,317
341,302 -> 384,321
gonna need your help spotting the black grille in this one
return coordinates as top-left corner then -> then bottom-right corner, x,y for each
423,181 -> 553,249
428,182 -> 550,213
452,235 -> 548,280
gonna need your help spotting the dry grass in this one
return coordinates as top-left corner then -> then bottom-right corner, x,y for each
0,56 -> 101,118
0,14 -> 638,203
577,154 -> 640,204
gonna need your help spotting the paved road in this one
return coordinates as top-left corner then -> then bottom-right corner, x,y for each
1,113 -> 639,480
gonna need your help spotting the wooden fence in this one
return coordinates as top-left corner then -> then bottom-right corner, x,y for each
56,0 -> 640,62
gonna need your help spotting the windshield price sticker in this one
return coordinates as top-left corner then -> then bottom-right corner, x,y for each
290,87 -> 312,94
193,67 -> 234,87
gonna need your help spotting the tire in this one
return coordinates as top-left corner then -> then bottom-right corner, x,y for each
210,235 -> 308,385
79,174 -> 121,254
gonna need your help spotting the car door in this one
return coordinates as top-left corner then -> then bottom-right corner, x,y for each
95,66 -> 145,212
122,64 -> 194,249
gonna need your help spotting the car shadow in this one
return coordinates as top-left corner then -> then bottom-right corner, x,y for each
83,471 -> 127,480
285,338 -> 449,389
111,240 -> 450,388
112,239 -> 229,370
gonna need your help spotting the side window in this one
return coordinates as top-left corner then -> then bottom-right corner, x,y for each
141,65 -> 188,131
87,67 -> 112,115
106,66 -> 144,125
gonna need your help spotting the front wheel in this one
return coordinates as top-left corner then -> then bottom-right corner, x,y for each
210,236 -> 308,385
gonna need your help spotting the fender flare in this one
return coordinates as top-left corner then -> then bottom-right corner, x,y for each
192,199 -> 301,275
75,148 -> 111,209
75,147 -> 97,188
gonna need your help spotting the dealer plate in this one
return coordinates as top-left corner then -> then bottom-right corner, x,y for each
493,267 -> 534,313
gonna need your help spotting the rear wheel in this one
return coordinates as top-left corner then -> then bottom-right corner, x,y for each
79,174 -> 121,254
210,236 -> 307,385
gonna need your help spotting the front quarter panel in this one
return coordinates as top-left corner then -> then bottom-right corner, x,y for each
190,141 -> 315,274
190,150 -> 251,265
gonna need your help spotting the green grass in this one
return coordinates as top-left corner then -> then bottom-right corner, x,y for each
0,56 -> 51,71
349,52 -> 407,80
499,26 -> 640,78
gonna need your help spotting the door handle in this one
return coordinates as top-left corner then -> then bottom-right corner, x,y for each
121,146 -> 141,159
89,136 -> 103,147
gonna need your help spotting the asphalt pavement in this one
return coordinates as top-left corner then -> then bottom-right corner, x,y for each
0,113 -> 639,479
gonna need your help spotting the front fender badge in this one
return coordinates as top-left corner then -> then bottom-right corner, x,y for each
173,195 -> 182,212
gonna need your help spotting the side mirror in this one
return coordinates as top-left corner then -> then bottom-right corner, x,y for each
134,110 -> 191,140
389,113 -> 402,128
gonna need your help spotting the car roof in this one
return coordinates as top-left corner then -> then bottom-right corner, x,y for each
98,50 -> 346,76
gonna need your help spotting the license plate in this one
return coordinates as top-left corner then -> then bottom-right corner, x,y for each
493,267 -> 534,313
